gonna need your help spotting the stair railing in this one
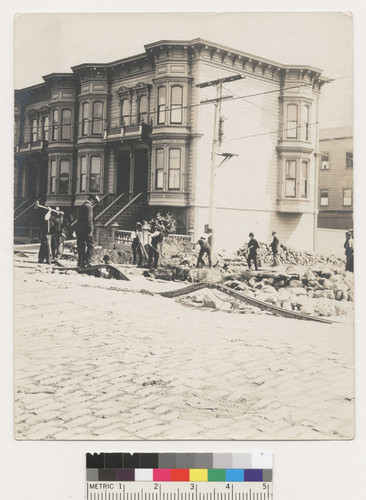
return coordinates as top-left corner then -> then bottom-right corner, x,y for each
104,192 -> 145,227
94,192 -> 127,222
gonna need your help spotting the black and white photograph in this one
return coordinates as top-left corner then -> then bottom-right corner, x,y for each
13,11 -> 355,441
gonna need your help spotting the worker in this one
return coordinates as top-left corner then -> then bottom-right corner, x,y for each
148,225 -> 164,268
172,258 -> 192,282
344,230 -> 354,272
247,232 -> 259,270
270,230 -> 279,266
75,195 -> 100,268
38,207 -> 54,264
196,235 -> 212,268
51,207 -> 65,261
132,222 -> 144,266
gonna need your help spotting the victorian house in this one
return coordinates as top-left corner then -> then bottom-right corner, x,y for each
14,38 -> 329,251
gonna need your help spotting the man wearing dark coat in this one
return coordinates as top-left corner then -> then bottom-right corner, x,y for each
247,232 -> 259,270
76,195 -> 100,268
270,230 -> 279,266
38,207 -> 54,264
196,236 -> 212,268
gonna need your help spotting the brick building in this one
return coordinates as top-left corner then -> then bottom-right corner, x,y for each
318,126 -> 353,230
14,38 -> 329,251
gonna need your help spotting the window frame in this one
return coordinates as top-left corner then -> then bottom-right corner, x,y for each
321,153 -> 330,170
285,160 -> 297,198
299,161 -> 308,199
168,148 -> 181,190
346,152 -> 353,169
155,148 -> 164,190
157,87 -> 166,125
92,101 -> 104,135
343,188 -> 352,207
320,189 -> 329,207
89,156 -> 102,193
81,102 -> 89,136
61,108 -> 72,141
51,109 -> 59,141
31,117 -> 38,143
58,159 -> 70,194
286,104 -> 298,139
80,156 -> 87,193
50,160 -> 57,194
43,116 -> 50,142
138,95 -> 148,124
301,104 -> 311,141
170,85 -> 183,124
121,98 -> 131,126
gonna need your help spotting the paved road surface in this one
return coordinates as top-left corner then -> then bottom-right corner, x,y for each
14,255 -> 354,440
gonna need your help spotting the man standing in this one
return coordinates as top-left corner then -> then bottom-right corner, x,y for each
196,235 -> 212,268
148,225 -> 164,268
132,222 -> 144,266
76,195 -> 100,268
344,230 -> 354,272
270,230 -> 279,266
247,232 -> 259,270
38,207 -> 54,264
51,207 -> 65,261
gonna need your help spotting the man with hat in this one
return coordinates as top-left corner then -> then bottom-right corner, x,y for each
132,222 -> 144,266
196,235 -> 212,268
75,194 -> 100,268
51,207 -> 65,261
344,230 -> 354,272
247,232 -> 259,271
270,230 -> 280,266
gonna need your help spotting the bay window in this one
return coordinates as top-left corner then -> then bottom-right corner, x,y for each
168,149 -> 181,190
43,116 -> 49,141
77,155 -> 103,194
302,105 -> 310,140
284,158 -> 310,199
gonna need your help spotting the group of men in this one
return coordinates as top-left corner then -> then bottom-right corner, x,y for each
38,207 -> 66,264
131,222 -> 165,269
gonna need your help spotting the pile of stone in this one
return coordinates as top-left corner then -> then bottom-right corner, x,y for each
222,265 -> 353,317
236,242 -> 344,269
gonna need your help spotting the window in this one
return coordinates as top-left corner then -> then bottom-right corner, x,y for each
343,189 -> 352,206
138,95 -> 148,123
92,101 -> 103,135
320,189 -> 329,207
168,149 -> 181,190
80,157 -> 87,193
285,160 -> 296,197
121,99 -> 130,126
90,157 -> 101,193
52,109 -> 58,141
61,109 -> 72,140
50,160 -> 57,194
302,105 -> 310,140
43,116 -> 49,141
346,152 -> 353,169
321,153 -> 330,170
81,102 -> 89,136
171,86 -> 183,124
155,149 -> 164,189
157,87 -> 166,124
299,161 -> 308,198
286,104 -> 298,139
31,118 -> 38,142
59,160 -> 70,194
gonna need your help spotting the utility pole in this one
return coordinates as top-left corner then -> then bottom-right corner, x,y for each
196,74 -> 245,252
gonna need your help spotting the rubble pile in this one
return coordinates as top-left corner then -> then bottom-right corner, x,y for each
236,242 -> 344,269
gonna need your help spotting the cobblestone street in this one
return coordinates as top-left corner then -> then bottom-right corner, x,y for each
14,254 -> 354,440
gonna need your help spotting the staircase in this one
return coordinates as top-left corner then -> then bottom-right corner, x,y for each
94,192 -> 130,226
103,192 -> 148,229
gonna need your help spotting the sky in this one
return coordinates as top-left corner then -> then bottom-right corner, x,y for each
14,11 -> 353,128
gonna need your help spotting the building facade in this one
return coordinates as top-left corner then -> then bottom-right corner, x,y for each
14,38 -> 329,251
318,127 -> 353,230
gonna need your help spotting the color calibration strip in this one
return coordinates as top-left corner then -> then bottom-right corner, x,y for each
86,452 -> 273,482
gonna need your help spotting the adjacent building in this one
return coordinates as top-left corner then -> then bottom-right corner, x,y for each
14,38 -> 329,251
318,126 -> 353,230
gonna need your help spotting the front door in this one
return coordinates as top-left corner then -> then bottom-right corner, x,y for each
116,150 -> 131,195
133,148 -> 149,195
